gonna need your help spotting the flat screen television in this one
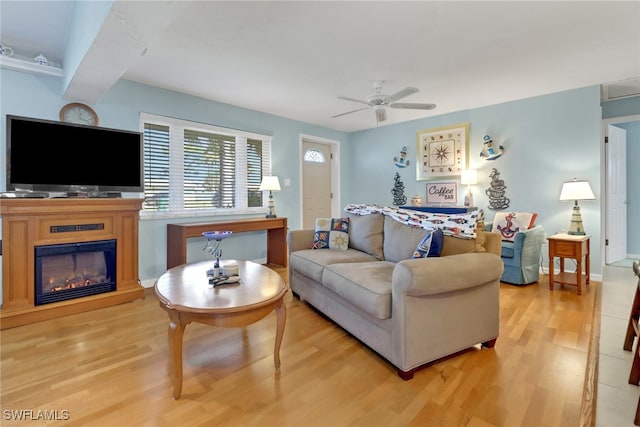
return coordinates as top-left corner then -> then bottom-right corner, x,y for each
6,115 -> 144,194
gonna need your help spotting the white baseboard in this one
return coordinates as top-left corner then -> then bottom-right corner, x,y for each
141,278 -> 155,289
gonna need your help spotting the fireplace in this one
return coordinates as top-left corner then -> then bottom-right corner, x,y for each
35,240 -> 117,306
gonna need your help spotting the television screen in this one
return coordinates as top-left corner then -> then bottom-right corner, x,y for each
6,115 -> 144,193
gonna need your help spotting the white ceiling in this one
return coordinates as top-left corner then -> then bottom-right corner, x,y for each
1,1 -> 639,132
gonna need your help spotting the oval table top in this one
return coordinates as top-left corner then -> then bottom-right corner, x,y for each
154,260 -> 286,314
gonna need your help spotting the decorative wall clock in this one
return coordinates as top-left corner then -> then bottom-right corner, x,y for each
59,102 -> 99,126
416,123 -> 469,180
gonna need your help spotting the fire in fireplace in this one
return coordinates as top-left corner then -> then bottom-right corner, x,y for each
35,240 -> 116,305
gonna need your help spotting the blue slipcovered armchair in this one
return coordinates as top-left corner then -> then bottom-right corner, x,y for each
486,223 -> 545,285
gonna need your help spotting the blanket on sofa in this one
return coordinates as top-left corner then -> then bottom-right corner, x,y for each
344,204 -> 483,239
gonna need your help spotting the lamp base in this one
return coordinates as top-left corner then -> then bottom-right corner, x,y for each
567,203 -> 586,235
265,191 -> 277,218
464,189 -> 473,207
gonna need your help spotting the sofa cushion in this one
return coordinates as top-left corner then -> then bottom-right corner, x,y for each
383,216 -> 430,263
412,228 -> 444,258
289,249 -> 379,283
346,212 -> 384,260
491,212 -> 537,242
312,217 -> 350,250
322,261 -> 395,319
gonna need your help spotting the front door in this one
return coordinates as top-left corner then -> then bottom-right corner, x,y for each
302,140 -> 332,229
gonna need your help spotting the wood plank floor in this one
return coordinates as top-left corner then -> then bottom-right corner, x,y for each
0,271 -> 599,426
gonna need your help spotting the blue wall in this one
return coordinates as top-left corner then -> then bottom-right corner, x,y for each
344,87 -> 603,273
2,67 -> 638,292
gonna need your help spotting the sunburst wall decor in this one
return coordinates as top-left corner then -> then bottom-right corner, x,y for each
416,122 -> 469,180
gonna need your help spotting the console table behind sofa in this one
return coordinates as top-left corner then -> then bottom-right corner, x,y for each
166,217 -> 288,269
401,206 -> 478,214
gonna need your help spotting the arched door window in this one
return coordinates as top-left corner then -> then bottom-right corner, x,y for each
303,148 -> 325,163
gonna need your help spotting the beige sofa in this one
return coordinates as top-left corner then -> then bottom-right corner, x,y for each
287,212 -> 504,379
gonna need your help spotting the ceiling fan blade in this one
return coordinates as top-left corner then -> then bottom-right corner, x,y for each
384,87 -> 419,104
337,96 -> 371,106
389,102 -> 436,110
331,107 -> 370,118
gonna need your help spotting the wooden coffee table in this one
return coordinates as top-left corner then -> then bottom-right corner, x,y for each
154,259 -> 287,399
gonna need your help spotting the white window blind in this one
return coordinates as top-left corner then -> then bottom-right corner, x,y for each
141,113 -> 271,216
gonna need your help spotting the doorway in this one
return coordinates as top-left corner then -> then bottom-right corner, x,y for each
300,135 -> 340,229
602,114 -> 640,265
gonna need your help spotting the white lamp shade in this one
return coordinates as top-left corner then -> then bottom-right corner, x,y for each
460,169 -> 478,185
559,179 -> 595,201
259,176 -> 281,192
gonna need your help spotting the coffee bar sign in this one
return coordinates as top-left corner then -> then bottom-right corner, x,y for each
426,182 -> 457,204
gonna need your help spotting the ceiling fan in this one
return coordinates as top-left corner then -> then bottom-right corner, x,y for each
332,80 -> 436,123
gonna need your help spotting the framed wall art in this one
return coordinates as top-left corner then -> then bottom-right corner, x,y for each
416,122 -> 469,180
426,181 -> 458,204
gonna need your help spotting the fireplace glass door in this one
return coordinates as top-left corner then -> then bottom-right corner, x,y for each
35,240 -> 116,305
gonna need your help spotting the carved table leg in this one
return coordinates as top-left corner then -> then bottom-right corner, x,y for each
274,298 -> 287,369
168,311 -> 187,399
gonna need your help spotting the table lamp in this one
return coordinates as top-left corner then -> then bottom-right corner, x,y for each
460,169 -> 478,207
559,178 -> 595,235
259,176 -> 281,218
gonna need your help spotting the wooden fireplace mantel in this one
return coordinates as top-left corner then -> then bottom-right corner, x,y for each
0,198 -> 145,329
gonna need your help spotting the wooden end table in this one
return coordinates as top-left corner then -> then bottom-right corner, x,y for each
547,233 -> 590,295
154,260 -> 287,399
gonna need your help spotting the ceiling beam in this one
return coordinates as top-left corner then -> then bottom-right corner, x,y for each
63,1 -> 190,103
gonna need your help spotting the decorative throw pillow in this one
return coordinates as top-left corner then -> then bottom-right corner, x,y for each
346,213 -> 384,260
412,229 -> 445,258
312,218 -> 350,250
491,212 -> 537,242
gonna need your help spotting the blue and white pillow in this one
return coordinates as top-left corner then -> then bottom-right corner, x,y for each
412,229 -> 444,258
312,218 -> 350,250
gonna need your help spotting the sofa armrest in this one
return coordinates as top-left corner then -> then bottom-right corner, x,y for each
511,225 -> 544,250
287,229 -> 315,253
392,253 -> 504,296
483,232 -> 501,256
509,225 -> 545,263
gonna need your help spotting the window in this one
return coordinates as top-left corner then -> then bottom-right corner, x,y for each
141,113 -> 271,216
303,148 -> 325,163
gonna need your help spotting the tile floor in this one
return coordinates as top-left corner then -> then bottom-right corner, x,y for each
597,261 -> 639,426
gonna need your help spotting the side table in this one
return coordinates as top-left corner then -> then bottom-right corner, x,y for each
547,233 -> 590,295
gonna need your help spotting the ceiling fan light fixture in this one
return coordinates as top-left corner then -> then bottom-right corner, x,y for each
375,105 -> 387,122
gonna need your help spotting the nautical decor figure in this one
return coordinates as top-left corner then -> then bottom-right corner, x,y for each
394,146 -> 410,168
391,172 -> 407,206
479,135 -> 504,161
486,168 -> 510,210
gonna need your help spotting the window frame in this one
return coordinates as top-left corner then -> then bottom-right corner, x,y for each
140,113 -> 272,219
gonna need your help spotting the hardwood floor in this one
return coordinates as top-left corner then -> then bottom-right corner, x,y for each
0,271 -> 599,426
